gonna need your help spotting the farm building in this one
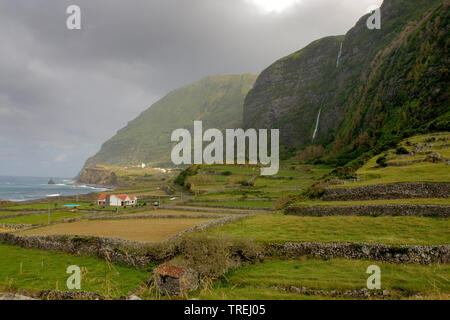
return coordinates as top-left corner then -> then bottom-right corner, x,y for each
97,194 -> 137,207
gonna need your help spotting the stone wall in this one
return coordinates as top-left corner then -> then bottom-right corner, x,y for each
182,203 -> 273,211
0,232 -> 169,268
285,205 -> 450,217
322,183 -> 450,201
3,231 -> 448,266
268,242 -> 450,264
0,215 -> 249,268
0,223 -> 35,231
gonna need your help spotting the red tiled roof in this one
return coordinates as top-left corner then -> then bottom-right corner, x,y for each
115,194 -> 129,201
155,265 -> 186,278
98,194 -> 136,201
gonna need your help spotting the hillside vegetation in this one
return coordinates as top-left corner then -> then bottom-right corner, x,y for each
81,74 -> 257,171
244,0 -> 449,167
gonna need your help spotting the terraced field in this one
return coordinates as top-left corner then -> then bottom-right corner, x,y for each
187,258 -> 450,300
206,214 -> 450,245
18,218 -> 212,242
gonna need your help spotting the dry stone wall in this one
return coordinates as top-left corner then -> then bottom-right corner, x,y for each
286,204 -> 450,217
268,242 -> 450,264
322,183 -> 450,201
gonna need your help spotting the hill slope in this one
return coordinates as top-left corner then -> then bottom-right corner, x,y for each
83,74 -> 257,169
244,0 -> 449,165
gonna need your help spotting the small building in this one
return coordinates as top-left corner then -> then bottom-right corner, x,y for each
153,264 -> 199,296
97,194 -> 137,207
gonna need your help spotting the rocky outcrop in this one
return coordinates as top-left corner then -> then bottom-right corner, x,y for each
77,167 -> 118,187
322,183 -> 450,201
286,204 -> 450,217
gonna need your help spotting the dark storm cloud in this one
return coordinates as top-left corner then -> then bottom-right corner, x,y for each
0,0 -> 382,177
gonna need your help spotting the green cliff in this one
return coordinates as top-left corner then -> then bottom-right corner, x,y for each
244,0 -> 449,165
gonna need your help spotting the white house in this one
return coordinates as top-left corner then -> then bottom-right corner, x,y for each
98,194 -> 137,207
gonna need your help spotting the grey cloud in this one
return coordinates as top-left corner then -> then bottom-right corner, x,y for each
0,0 -> 382,177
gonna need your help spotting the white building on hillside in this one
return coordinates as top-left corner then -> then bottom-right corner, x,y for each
98,194 -> 137,207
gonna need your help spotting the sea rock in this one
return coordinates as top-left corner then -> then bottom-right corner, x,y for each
48,179 -> 55,185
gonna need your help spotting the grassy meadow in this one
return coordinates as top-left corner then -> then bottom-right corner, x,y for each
189,258 -> 450,300
0,244 -> 149,298
206,214 -> 450,245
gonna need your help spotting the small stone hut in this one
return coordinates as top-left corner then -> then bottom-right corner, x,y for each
153,264 -> 199,296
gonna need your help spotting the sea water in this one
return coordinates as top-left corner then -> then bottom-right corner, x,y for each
0,176 -> 107,202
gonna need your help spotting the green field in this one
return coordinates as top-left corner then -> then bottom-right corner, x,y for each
293,198 -> 450,207
207,214 -> 450,245
334,133 -> 450,188
0,244 -> 149,298
0,212 -> 89,225
187,164 -> 332,200
189,258 -> 450,300
188,201 -> 274,208
2,202 -> 134,212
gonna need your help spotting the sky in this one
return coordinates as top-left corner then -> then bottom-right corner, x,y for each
0,0 -> 383,177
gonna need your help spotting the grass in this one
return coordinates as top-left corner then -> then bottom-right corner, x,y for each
207,214 -> 450,245
190,258 -> 450,300
0,243 -> 149,298
19,218 -> 213,242
188,201 -> 274,208
335,133 -> 450,188
0,211 -> 27,216
293,198 -> 450,207
121,209 -> 228,216
2,202 -> 140,212
0,212 -> 88,225
187,163 -> 332,199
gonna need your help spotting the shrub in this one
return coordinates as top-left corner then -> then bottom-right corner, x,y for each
395,146 -> 409,155
307,181 -> 327,198
239,180 -> 254,187
376,155 -> 388,167
273,195 -> 296,210
179,234 -> 263,279
221,171 -> 232,176
174,165 -> 199,186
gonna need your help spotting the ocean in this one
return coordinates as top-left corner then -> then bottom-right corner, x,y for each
0,176 -> 107,202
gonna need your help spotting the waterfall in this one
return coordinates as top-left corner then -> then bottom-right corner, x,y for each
312,108 -> 321,141
336,43 -> 343,68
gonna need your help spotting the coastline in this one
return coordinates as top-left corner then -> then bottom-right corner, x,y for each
0,176 -> 114,204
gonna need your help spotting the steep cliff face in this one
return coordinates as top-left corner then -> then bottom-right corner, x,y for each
244,0 -> 449,161
83,74 -> 257,169
77,167 -> 117,186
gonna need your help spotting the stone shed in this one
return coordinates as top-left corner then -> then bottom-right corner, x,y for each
153,264 -> 199,297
